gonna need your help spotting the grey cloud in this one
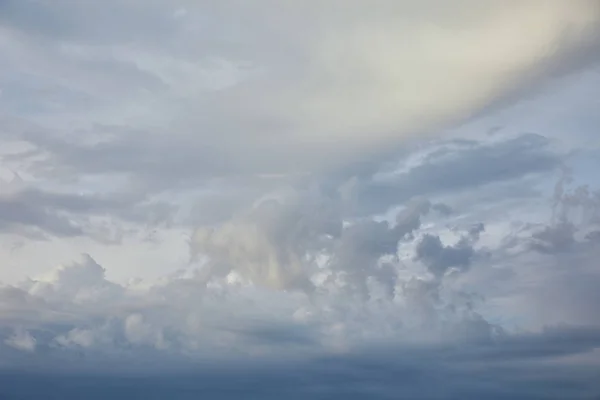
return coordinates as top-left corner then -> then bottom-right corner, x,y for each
0,198 -> 82,237
557,183 -> 600,225
468,222 -> 486,241
191,191 -> 344,292
415,235 -> 475,278
1,0 -> 597,243
530,222 -> 577,253
531,179 -> 600,254
1,325 -> 599,399
23,132 -> 241,188
224,322 -> 317,348
467,174 -> 600,329
0,212 -> 491,360
351,134 -> 562,216
471,325 -> 600,362
0,185 -> 175,239
1,2 -> 600,396
327,198 -> 432,298
1,184 -> 599,397
0,286 -> 50,325
192,192 -> 431,298
18,254 -> 124,308
2,1 -> 599,184
13,129 -> 563,218
0,0 -> 180,46
585,230 -> 600,242
432,202 -> 453,216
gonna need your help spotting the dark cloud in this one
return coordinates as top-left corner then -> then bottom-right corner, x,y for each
432,202 -> 453,216
327,198 -> 433,297
530,222 -> 577,254
415,235 -> 476,278
0,187 -> 174,239
224,322 -> 317,348
585,230 -> 600,242
1,325 -> 599,399
350,134 -> 562,216
530,179 -> 600,254
0,198 -> 83,237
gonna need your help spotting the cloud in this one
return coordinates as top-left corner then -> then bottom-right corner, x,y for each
0,189 -> 480,364
54,328 -> 95,349
1,326 -> 600,399
1,1 -> 599,182
455,177 -> 600,330
0,167 -> 599,397
20,254 -> 124,305
0,170 -> 595,358
191,190 -> 433,299
349,133 -> 562,216
530,222 -> 577,253
0,168 -> 176,242
1,1 -> 600,398
414,234 -> 475,278
215,1 -> 600,166
4,329 -> 36,353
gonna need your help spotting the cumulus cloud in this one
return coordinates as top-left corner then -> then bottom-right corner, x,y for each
191,190 -> 434,300
24,255 -> 124,308
0,145 -> 599,397
0,182 -> 482,365
0,167 -> 596,362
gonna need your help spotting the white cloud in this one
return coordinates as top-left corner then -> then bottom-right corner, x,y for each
22,254 -> 123,305
55,328 -> 95,348
0,166 -> 596,362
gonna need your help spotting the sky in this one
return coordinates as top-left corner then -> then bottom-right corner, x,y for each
1,1 -> 600,398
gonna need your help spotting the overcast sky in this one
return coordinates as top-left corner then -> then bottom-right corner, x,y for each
1,1 -> 600,399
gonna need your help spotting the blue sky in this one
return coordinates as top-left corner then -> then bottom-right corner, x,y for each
1,1 -> 600,398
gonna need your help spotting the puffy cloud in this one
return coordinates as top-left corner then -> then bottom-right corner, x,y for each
0,184 -> 483,363
191,190 -> 433,300
0,163 -> 599,397
123,313 -> 170,350
20,254 -> 123,305
0,167 -> 594,362
54,328 -> 95,349
191,191 -> 342,292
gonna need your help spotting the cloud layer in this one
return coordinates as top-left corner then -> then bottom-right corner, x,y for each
2,1 -> 600,178
2,1 -> 600,398
2,130 -> 600,398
